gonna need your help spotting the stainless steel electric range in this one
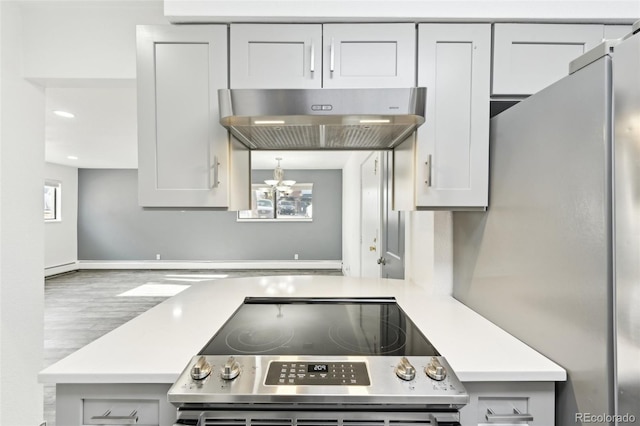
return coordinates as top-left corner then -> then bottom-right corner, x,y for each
168,297 -> 469,426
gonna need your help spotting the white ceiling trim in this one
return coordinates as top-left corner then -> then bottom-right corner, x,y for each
166,0 -> 639,24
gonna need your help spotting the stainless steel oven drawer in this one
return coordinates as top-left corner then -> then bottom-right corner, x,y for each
175,409 -> 461,426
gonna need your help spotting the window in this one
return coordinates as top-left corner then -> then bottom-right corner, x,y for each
238,183 -> 313,221
44,180 -> 62,221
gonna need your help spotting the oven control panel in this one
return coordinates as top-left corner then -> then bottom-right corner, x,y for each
265,361 -> 370,386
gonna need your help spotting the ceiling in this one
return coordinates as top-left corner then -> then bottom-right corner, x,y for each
45,86 -> 138,168
44,86 -> 355,170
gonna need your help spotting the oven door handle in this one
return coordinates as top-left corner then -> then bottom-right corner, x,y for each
244,297 -> 397,304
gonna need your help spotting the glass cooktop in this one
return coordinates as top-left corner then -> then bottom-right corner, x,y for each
199,297 -> 440,356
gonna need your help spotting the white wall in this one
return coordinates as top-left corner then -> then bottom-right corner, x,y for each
405,211 -> 453,294
405,212 -> 435,288
22,1 -> 167,83
1,3 -> 46,424
0,2 -> 166,422
45,163 -> 78,270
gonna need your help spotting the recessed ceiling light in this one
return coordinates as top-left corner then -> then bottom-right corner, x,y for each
53,110 -> 75,118
67,156 -> 78,160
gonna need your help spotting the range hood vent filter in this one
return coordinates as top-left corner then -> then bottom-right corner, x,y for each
218,88 -> 426,151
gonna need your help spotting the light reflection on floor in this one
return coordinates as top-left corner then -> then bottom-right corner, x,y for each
117,283 -> 190,297
164,273 -> 229,279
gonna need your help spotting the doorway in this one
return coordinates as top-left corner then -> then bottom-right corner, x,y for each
360,152 -> 381,277
380,151 -> 405,279
359,151 -> 405,279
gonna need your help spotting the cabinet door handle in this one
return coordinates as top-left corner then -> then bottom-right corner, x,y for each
310,42 -> 315,74
91,409 -> 138,425
486,408 -> 534,423
330,37 -> 335,76
210,155 -> 220,189
425,154 -> 432,187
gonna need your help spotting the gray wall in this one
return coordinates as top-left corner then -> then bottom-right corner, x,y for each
78,169 -> 342,261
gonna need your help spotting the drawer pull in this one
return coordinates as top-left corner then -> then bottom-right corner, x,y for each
486,407 -> 533,423
91,409 -> 138,425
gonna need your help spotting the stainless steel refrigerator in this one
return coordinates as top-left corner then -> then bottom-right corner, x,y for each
452,27 -> 640,426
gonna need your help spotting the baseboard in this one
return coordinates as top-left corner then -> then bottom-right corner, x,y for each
45,262 -> 80,277
75,260 -> 343,270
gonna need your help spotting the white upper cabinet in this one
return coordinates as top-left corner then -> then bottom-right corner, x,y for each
231,23 -> 416,89
230,24 -> 322,89
322,24 -> 416,88
137,25 -> 233,207
413,24 -> 491,209
604,25 -> 633,39
492,24 -> 604,95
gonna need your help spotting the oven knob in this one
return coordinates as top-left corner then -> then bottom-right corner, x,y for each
394,357 -> 416,381
220,356 -> 241,380
190,356 -> 212,380
425,357 -> 447,381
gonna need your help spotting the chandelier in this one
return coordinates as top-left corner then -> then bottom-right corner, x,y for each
264,157 -> 296,193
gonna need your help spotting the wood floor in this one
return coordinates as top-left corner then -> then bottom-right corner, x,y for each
44,268 -> 342,426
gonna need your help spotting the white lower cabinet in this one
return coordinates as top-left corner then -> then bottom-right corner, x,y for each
56,381 -> 554,426
460,382 -> 555,426
56,384 -> 175,426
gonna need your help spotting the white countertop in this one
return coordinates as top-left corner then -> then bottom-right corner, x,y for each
38,275 -> 566,384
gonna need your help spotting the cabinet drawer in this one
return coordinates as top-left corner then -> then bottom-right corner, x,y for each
83,398 -> 158,426
492,24 -> 603,95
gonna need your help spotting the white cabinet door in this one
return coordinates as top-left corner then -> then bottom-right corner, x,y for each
492,24 -> 603,95
413,24 -> 490,209
137,25 -> 230,207
230,24 -> 322,89
604,24 -> 632,39
322,24 -> 416,88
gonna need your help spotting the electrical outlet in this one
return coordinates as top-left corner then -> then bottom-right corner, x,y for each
156,254 -> 161,260
294,254 -> 299,260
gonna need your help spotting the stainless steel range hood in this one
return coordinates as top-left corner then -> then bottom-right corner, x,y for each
218,88 -> 426,150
